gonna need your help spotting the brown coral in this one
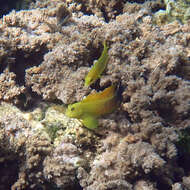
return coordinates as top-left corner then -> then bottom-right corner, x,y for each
0,0 -> 190,190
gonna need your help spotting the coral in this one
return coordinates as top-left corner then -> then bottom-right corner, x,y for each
0,70 -> 25,101
43,140 -> 85,188
0,0 -> 190,189
63,0 -> 125,20
0,102 -> 52,189
77,139 -> 168,190
183,176 -> 190,190
172,183 -> 184,190
0,2 -> 72,104
154,0 -> 190,25
134,180 -> 158,190
0,102 -> 98,189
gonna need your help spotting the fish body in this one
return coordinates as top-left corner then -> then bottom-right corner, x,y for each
65,85 -> 118,129
85,41 -> 109,87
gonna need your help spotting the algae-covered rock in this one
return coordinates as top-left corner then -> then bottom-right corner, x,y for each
0,102 -> 95,189
154,0 -> 190,25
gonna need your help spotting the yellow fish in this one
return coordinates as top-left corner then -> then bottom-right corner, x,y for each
65,85 -> 119,129
84,41 -> 109,87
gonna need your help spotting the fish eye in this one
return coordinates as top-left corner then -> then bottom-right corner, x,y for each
71,107 -> 75,111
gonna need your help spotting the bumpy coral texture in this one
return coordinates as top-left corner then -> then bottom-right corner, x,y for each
0,0 -> 190,190
0,103 -> 52,190
154,0 -> 190,25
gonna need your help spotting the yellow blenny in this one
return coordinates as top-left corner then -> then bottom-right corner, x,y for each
84,41 -> 109,87
65,85 -> 119,129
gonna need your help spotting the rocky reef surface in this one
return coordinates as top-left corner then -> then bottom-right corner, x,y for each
0,0 -> 190,189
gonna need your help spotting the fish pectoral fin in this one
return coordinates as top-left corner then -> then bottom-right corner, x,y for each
81,115 -> 98,129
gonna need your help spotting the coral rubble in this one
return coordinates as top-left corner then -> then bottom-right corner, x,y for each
0,0 -> 190,189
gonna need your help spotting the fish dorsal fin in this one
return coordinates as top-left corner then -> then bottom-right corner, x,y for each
82,85 -> 116,103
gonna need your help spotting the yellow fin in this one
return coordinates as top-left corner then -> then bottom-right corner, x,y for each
81,114 -> 98,129
82,85 -> 116,103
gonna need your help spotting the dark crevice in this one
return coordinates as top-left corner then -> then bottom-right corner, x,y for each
151,1 -> 166,13
126,0 -> 147,4
0,0 -> 36,18
124,111 -> 133,124
113,1 -> 124,17
15,87 -> 43,111
88,78 -> 101,90
44,180 -> 83,190
85,43 -> 105,68
73,0 -> 124,22
9,45 -> 48,86
0,57 -> 8,73
176,128 -> 190,175
177,148 -> 190,174
130,28 -> 142,41
0,158 -> 19,190
171,57 -> 190,81
47,98 -> 64,105
100,1 -> 124,22
15,88 -> 65,111
101,7 -> 109,23
147,166 -> 183,190
75,0 -> 93,16
71,180 -> 83,190
153,100 -> 175,122
0,46 -> 48,111
149,173 -> 172,190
